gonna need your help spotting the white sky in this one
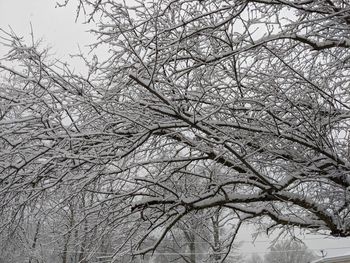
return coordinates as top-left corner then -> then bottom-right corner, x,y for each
0,0 -> 92,71
1,0 -> 350,260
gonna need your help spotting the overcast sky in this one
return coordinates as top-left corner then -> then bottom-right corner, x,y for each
0,0 -> 92,71
1,0 -> 350,260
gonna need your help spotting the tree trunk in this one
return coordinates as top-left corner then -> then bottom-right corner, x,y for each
28,221 -> 41,263
62,232 -> 71,263
189,240 -> 196,263
212,211 -> 221,262
183,229 -> 196,263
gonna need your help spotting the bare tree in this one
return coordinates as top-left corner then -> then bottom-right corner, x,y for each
247,253 -> 264,263
1,0 -> 350,261
264,239 -> 315,263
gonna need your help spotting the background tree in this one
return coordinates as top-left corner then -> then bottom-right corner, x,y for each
1,0 -> 350,261
247,253 -> 264,263
246,240 -> 315,263
264,239 -> 316,263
